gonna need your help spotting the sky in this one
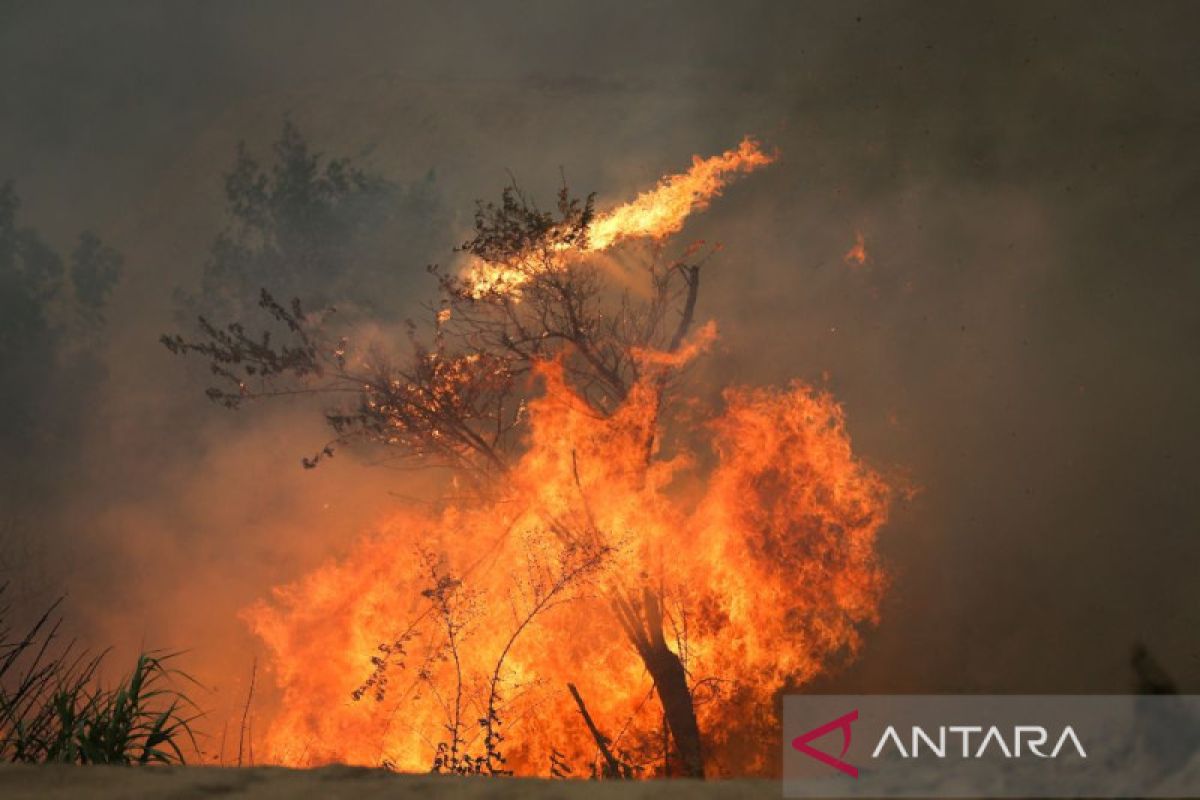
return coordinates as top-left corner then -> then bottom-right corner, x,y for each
1,0 -> 1198,742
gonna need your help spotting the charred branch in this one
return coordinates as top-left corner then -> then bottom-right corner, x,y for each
567,682 -> 629,779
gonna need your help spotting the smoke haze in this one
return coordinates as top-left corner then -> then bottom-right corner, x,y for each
2,0 -> 1198,754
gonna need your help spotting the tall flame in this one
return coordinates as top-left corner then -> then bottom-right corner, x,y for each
243,338 -> 889,776
238,139 -> 890,777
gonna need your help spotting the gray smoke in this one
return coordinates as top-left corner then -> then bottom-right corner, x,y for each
1,0 -> 1197,743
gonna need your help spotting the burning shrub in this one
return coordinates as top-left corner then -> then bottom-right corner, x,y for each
166,137 -> 892,777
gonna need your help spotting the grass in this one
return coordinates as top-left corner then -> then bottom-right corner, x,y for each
0,584 -> 200,764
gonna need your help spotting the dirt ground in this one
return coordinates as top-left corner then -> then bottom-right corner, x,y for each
0,764 -> 779,799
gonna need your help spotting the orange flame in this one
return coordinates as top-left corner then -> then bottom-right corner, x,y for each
844,231 -> 868,267
464,137 -> 775,299
238,140 -> 889,777
243,332 -> 889,776
586,137 -> 776,250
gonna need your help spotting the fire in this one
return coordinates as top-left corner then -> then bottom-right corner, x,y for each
844,231 -> 868,267
464,137 -> 775,299
586,136 -> 776,250
243,347 -> 889,776
237,139 -> 891,777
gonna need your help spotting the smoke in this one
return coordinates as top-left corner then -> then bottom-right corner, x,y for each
2,0 -> 1199,758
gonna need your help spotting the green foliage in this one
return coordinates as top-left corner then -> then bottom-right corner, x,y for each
44,653 -> 198,765
0,587 -> 199,765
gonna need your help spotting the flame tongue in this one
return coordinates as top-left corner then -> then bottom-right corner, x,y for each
585,137 -> 776,251
463,137 -> 776,299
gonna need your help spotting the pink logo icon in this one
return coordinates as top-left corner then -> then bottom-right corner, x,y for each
791,709 -> 859,778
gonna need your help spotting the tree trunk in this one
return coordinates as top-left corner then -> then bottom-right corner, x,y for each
612,586 -> 704,777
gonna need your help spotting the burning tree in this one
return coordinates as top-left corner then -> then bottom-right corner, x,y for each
164,137 -> 891,777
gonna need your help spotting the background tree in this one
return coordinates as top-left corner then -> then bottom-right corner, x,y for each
178,120 -> 444,324
70,232 -> 123,326
0,183 -> 120,451
0,181 -> 124,610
